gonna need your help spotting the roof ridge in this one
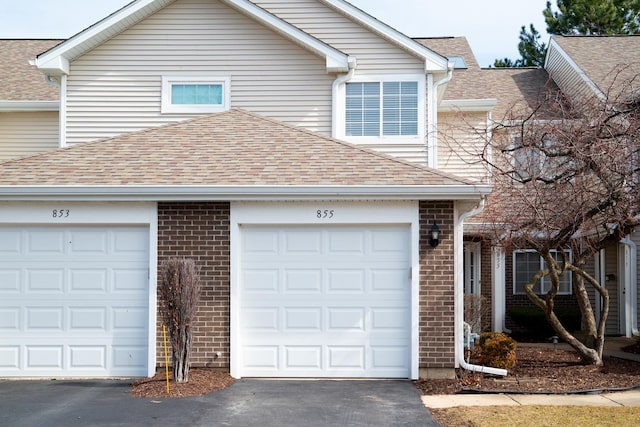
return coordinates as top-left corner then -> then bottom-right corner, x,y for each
230,108 -> 479,186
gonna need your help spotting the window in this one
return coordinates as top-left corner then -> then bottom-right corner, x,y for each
448,56 -> 467,69
345,81 -> 419,137
513,249 -> 572,295
161,76 -> 230,114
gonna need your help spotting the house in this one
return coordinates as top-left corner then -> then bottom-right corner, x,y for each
432,35 -> 640,340
0,39 -> 61,161
0,0 -> 492,380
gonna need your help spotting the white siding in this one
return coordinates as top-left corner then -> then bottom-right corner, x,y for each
546,47 -> 595,103
65,0 -> 334,145
0,112 -> 59,161
437,112 -> 488,183
254,0 -> 425,73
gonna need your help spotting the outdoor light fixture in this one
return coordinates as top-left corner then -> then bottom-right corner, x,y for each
429,222 -> 440,247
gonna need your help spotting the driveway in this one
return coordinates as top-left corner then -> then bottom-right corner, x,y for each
0,379 -> 438,426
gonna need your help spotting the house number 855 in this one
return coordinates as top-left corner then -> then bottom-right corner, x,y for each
316,209 -> 334,219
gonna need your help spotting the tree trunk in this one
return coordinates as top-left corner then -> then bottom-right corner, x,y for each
172,325 -> 192,383
524,262 -> 606,366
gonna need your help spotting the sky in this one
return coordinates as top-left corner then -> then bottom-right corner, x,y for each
0,0 -> 550,67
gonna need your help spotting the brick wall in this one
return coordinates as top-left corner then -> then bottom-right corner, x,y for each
419,201 -> 455,369
156,202 -> 230,368
480,242 -> 493,332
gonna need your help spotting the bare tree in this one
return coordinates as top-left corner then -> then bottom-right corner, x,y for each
448,66 -> 640,365
159,258 -> 201,382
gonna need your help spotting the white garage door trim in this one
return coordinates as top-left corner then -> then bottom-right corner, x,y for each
230,201 -> 419,379
0,202 -> 157,378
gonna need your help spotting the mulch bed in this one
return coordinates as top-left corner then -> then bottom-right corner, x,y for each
131,343 -> 640,398
416,345 -> 640,395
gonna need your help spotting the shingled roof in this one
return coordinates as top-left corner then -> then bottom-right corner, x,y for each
552,35 -> 640,96
0,39 -> 62,101
0,109 -> 488,198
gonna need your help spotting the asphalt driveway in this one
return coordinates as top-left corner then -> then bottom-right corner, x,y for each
0,379 -> 438,426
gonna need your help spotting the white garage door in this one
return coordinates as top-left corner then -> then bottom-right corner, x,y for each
0,225 -> 149,377
239,225 -> 411,378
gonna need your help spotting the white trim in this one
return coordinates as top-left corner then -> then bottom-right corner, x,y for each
0,102 -> 59,112
464,242 -> 481,295
161,76 -> 231,114
230,201 -> 420,379
34,0 -> 350,75
546,37 -> 605,101
319,0 -> 448,72
0,185 -> 492,201
491,246 -> 506,332
336,73 -> 427,144
439,99 -> 498,113
0,201 -> 158,377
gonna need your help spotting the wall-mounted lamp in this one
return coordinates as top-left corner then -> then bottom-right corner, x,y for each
605,274 -> 616,282
429,222 -> 440,248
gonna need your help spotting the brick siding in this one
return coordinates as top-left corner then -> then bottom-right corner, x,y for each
419,201 -> 456,369
156,202 -> 231,368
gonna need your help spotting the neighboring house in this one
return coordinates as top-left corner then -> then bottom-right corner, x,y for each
0,39 -> 62,161
0,0 -> 491,380
433,35 -> 640,339
544,35 -> 640,338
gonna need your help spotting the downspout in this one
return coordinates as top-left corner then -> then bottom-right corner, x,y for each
457,198 -> 508,376
620,237 -> 638,336
331,57 -> 357,139
427,66 -> 453,168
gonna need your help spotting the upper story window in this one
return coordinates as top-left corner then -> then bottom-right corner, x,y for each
161,76 -> 230,114
448,56 -> 467,69
513,249 -> 572,295
345,78 -> 421,138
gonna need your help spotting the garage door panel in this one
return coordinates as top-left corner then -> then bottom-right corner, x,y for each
240,225 -> 410,378
0,225 -> 149,377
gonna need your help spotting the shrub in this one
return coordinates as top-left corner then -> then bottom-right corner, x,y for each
478,332 -> 516,369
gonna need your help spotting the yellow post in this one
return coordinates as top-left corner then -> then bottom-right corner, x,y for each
163,325 -> 170,395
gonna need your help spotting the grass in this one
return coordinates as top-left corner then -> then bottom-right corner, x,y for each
430,406 -> 640,427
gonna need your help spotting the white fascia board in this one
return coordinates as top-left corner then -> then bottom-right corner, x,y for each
34,0 -> 171,76
319,0 -> 448,72
221,0 -> 350,72
545,37 -> 605,100
0,101 -> 59,112
0,185 -> 492,202
439,99 -> 497,112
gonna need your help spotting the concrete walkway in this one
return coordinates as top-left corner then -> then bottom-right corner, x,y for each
423,337 -> 640,409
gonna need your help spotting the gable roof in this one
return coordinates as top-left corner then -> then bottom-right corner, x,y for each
0,109 -> 489,200
548,35 -> 640,99
414,37 -> 479,70
34,0 -> 353,76
0,39 -> 61,110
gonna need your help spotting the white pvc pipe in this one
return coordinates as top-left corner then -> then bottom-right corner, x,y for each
457,199 -> 508,376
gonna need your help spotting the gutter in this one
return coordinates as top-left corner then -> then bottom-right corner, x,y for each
457,198 -> 508,376
0,101 -> 59,112
331,57 -> 357,139
427,66 -> 453,168
0,184 -> 493,202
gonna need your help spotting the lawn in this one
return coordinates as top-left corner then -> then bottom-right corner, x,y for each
431,406 -> 640,427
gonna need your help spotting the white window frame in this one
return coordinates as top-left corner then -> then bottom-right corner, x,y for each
161,76 -> 231,114
513,249 -> 572,295
337,74 -> 426,144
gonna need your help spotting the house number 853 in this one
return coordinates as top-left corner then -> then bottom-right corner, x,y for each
52,209 -> 70,218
